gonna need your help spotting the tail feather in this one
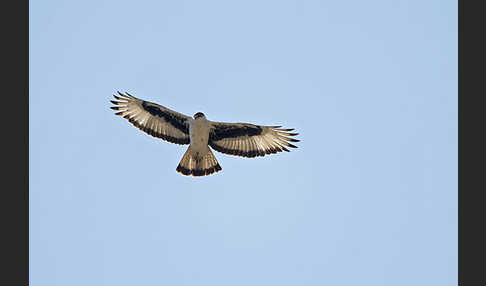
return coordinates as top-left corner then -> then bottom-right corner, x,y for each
176,148 -> 222,177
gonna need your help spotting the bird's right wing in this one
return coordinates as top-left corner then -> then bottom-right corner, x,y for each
208,121 -> 299,158
110,92 -> 191,145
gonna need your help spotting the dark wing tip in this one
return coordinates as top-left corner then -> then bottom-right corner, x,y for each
115,91 -> 136,100
286,143 -> 298,148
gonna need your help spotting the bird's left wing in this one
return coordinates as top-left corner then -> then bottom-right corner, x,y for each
110,92 -> 191,145
208,121 -> 300,158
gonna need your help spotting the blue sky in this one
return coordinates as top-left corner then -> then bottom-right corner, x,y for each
30,0 -> 457,285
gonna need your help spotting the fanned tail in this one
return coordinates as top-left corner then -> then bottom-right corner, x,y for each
176,148 -> 222,177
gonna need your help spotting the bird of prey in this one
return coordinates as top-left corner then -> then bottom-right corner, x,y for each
110,92 -> 300,177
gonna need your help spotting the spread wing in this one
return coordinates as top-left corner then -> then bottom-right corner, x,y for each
208,121 -> 300,158
110,91 -> 191,145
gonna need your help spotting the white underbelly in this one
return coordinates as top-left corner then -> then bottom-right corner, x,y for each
189,119 -> 210,154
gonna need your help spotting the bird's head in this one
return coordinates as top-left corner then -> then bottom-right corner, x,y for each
193,112 -> 205,119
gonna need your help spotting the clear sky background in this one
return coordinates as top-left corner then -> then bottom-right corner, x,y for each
30,0 -> 457,285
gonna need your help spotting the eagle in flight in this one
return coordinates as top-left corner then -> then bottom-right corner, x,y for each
110,92 -> 300,177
